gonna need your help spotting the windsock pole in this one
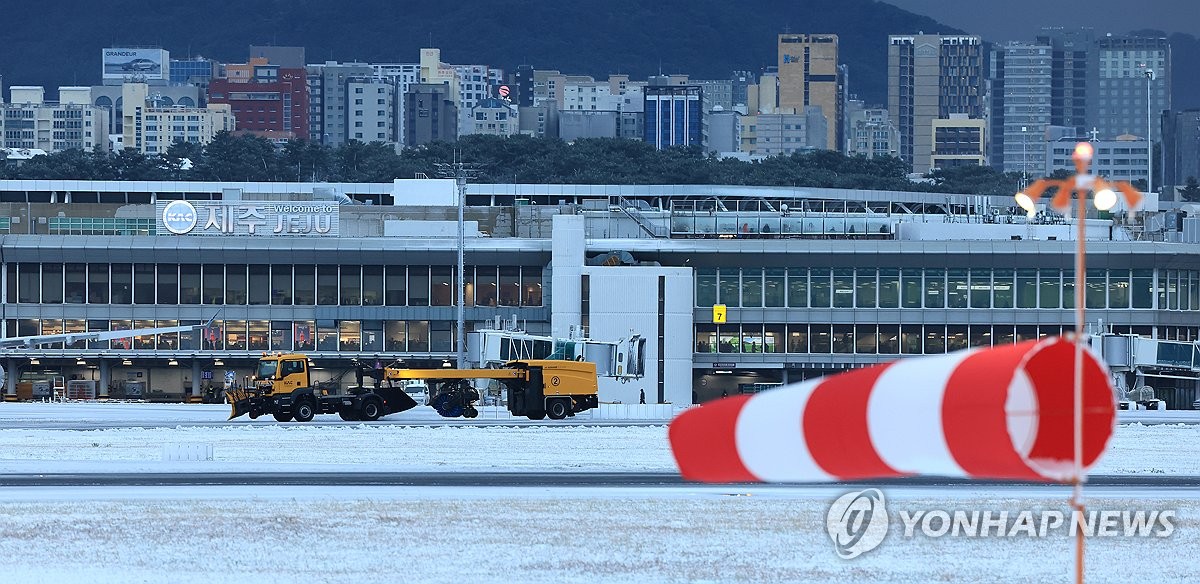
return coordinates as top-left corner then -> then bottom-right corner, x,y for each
1071,160 -> 1087,584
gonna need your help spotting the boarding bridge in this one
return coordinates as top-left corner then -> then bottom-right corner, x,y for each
1091,333 -> 1200,409
466,321 -> 645,381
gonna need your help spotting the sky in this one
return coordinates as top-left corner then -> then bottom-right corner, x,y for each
884,0 -> 1199,42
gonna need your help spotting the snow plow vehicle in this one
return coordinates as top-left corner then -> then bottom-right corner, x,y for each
228,354 -> 601,422
227,354 -> 419,422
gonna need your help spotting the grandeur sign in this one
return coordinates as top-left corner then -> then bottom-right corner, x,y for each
155,200 -> 340,237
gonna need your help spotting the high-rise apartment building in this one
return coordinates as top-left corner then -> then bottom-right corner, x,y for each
1089,35 -> 1171,143
988,42 -> 1053,174
120,83 -> 234,154
404,83 -> 457,146
888,34 -> 984,173
309,62 -> 374,146
0,86 -> 109,153
1163,109 -> 1200,197
346,77 -> 397,143
778,34 -> 840,151
369,63 -> 420,145
1037,28 -> 1092,136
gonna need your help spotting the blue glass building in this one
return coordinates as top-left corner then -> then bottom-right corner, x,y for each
643,85 -> 703,149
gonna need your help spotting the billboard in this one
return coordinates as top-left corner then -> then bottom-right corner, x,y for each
102,48 -> 168,80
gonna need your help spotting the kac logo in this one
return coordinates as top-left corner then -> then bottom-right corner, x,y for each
826,488 -> 889,559
162,200 -> 198,234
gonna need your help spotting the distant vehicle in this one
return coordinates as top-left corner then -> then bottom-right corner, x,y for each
120,58 -> 159,72
403,380 -> 429,406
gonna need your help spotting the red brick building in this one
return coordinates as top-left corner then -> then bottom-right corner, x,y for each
207,58 -> 309,142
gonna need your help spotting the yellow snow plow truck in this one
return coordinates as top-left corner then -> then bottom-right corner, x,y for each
228,354 -> 600,422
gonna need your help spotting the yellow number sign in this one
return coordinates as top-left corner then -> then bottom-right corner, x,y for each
712,304 -> 727,324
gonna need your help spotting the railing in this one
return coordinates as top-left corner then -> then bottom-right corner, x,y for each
669,211 -> 894,239
614,195 -> 668,238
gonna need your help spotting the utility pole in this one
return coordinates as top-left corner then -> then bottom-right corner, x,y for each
434,156 -> 482,368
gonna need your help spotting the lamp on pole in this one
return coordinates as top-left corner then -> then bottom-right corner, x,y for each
434,158 -> 481,369
1014,142 -> 1142,584
1144,68 -> 1155,194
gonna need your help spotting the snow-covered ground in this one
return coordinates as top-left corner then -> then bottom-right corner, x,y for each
0,485 -> 1194,583
0,403 -> 1197,582
0,402 -> 678,428
0,415 -> 1196,475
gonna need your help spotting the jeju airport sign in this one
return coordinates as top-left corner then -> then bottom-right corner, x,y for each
156,200 -> 340,237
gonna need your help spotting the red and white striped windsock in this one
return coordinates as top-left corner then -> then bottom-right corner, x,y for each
670,337 -> 1116,483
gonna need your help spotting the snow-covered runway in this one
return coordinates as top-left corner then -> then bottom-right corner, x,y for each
0,485 -> 1195,584
0,403 -> 1197,582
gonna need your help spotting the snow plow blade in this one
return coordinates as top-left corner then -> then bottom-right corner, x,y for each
226,388 -> 253,420
390,390 -> 419,414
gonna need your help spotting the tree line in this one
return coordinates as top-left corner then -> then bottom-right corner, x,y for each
0,132 -> 1039,197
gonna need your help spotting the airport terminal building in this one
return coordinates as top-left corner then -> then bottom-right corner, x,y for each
1,178 -> 1198,408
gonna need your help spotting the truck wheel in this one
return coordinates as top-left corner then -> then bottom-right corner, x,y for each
547,399 -> 569,420
293,399 -> 316,423
272,413 -> 294,423
360,398 -> 383,421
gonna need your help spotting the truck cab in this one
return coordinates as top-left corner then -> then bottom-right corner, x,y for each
255,354 -> 310,396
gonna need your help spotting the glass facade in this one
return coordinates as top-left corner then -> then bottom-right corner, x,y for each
2,317 -> 475,354
695,322 -> 1179,355
6,263 -> 544,308
693,267 -> 1183,311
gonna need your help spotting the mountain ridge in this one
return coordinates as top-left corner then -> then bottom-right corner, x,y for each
0,0 -> 958,107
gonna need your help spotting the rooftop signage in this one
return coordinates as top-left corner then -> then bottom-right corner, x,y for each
155,200 -> 340,237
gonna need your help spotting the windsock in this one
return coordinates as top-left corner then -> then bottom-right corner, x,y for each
670,337 -> 1115,483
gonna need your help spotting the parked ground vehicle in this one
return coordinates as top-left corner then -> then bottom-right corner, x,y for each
228,355 -> 600,422
386,359 -> 600,420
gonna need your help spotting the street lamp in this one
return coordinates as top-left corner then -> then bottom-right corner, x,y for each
1144,69 -> 1155,194
1013,141 -> 1142,584
435,159 -> 480,369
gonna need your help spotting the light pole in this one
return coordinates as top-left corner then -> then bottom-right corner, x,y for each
435,159 -> 480,369
455,175 -> 466,368
1144,69 -> 1155,194
1014,142 -> 1142,584
1021,126 -> 1028,191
